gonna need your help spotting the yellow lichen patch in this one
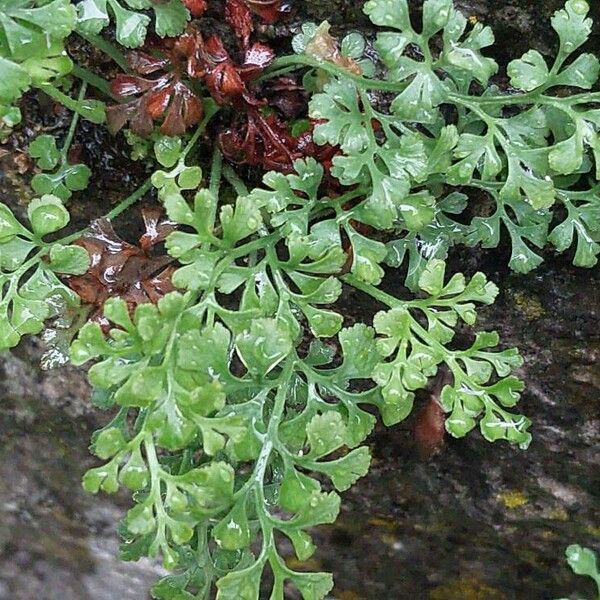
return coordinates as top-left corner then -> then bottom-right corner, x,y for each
285,557 -> 322,572
430,576 -> 506,600
498,490 -> 529,509
586,524 -> 600,537
468,15 -> 479,24
367,516 -> 397,530
380,532 -> 400,547
512,290 -> 546,320
541,529 -> 557,540
549,509 -> 569,521
336,591 -> 366,600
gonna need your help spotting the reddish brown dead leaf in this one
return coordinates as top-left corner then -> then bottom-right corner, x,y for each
305,23 -> 362,75
183,0 -> 207,17
225,0 -> 253,48
219,111 -> 296,172
107,47 -> 203,137
66,212 -> 176,330
239,42 -> 275,79
219,112 -> 339,174
414,370 -> 452,460
107,24 -> 277,138
182,29 -> 274,107
244,0 -> 283,22
414,398 -> 446,460
265,75 -> 307,119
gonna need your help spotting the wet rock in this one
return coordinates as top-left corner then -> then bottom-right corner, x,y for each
0,359 -> 164,600
1,1 -> 600,599
309,258 -> 600,600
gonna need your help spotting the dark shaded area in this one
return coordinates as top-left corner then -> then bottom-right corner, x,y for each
0,0 -> 599,599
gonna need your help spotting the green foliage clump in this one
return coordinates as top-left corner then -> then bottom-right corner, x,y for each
0,195 -> 89,349
77,0 -> 190,48
0,0 -> 75,129
557,545 -> 600,600
300,0 -> 600,278
0,0 -> 598,598
71,159 -> 527,597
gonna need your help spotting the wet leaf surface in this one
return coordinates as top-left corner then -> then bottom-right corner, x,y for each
0,1 -> 599,599
66,211 -> 176,330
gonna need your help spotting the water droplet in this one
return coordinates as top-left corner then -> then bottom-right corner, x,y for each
571,0 -> 589,15
386,387 -> 401,399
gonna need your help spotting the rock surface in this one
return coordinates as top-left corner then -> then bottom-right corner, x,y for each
0,1 -> 599,599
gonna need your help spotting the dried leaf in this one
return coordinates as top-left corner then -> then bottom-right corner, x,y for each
305,23 -> 362,75
265,75 -> 307,118
219,112 -> 296,172
66,213 -> 176,328
107,15 -> 277,137
219,112 -> 338,174
183,0 -> 207,17
414,398 -> 446,459
226,0 -> 253,48
139,206 -> 177,252
185,31 -> 273,106
240,43 -> 276,79
243,0 -> 284,23
107,44 -> 204,137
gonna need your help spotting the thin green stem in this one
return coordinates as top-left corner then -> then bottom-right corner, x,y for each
255,359 -> 294,492
257,64 -> 302,83
58,178 -> 153,245
209,147 -> 223,197
36,84 -> 105,124
448,90 -> 538,107
419,34 -> 434,64
60,83 -> 87,162
270,54 -> 600,109
76,30 -> 130,72
72,64 -> 114,99
450,89 -> 600,107
181,124 -> 205,160
105,178 -> 153,221
230,232 -> 280,259
179,100 -> 220,162
223,164 -> 249,197
268,54 -> 408,92
341,274 -> 403,308
194,524 -> 216,600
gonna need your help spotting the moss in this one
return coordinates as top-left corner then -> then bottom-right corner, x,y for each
585,525 -> 600,537
497,490 -> 529,509
336,592 -> 366,600
430,576 -> 506,600
511,290 -> 546,320
367,516 -> 397,530
285,556 -> 323,572
549,509 -> 569,522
